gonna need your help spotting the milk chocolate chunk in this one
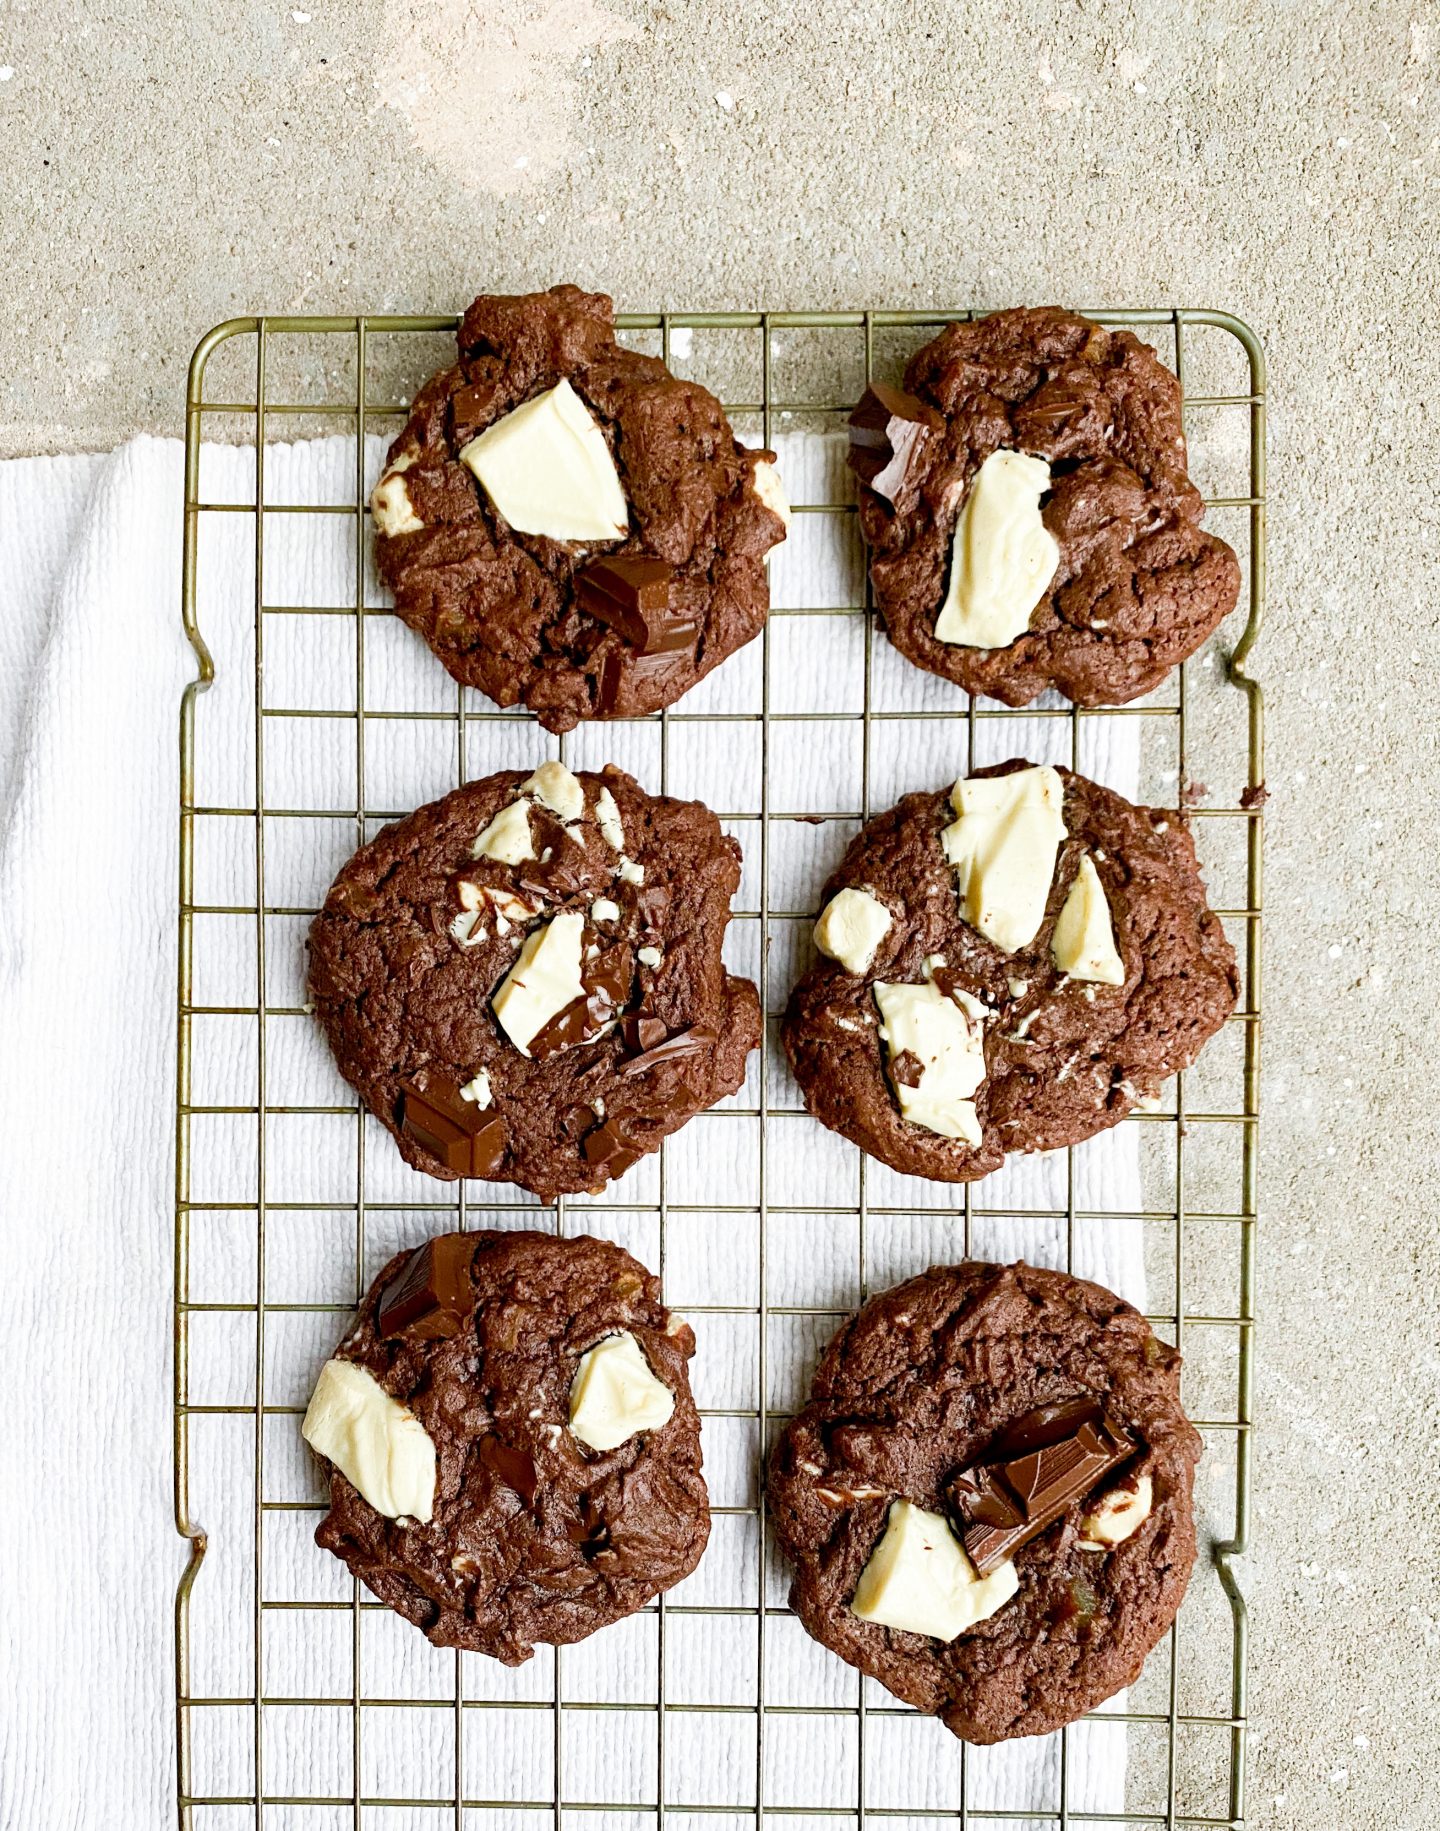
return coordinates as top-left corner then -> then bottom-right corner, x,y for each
951,1411 -> 1136,1577
469,1112 -> 507,1177
846,382 -> 937,504
618,1024 -> 717,1078
398,1078 -> 506,1178
577,556 -> 696,655
583,1116 -> 645,1177
377,1232 -> 477,1340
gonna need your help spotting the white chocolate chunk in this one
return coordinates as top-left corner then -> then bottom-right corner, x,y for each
568,1331 -> 675,1452
459,880 -> 537,925
471,797 -> 535,864
618,855 -> 645,885
301,1359 -> 436,1523
874,979 -> 988,1145
370,455 -> 423,537
851,1500 -> 1018,1640
449,910 -> 486,948
523,759 -> 586,826
459,1070 -> 492,1109
934,450 -> 1059,649
595,786 -> 626,850
751,457 -> 792,529
1079,1474 -> 1153,1549
591,897 -> 621,924
492,913 -> 586,1057
637,945 -> 662,967
941,766 -> 1067,953
814,887 -> 892,976
1051,854 -> 1125,985
459,379 -> 628,542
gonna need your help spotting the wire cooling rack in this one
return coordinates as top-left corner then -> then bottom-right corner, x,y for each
174,307 -> 1264,1831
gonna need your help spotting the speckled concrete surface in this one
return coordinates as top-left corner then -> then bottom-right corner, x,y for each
2,2 -> 1437,1823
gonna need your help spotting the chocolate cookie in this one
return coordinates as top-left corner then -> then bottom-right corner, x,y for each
370,285 -> 788,732
304,1228 -> 708,1660
849,307 -> 1240,706
308,761 -> 760,1199
768,1259 -> 1201,1743
783,761 -> 1236,1181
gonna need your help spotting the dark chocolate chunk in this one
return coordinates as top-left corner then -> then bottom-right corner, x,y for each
398,1078 -> 481,1174
989,1398 -> 1102,1459
527,945 -> 632,1059
377,1233 -> 477,1340
948,1463 -> 1024,1530
595,646 -> 694,715
621,1013 -> 668,1054
953,1412 -> 1136,1576
478,1433 -> 539,1507
398,1078 -> 506,1179
576,556 -> 697,656
889,1049 -> 925,1088
451,380 -> 501,443
618,1025 -> 717,1078
332,879 -> 384,920
528,995 -> 599,1060
846,382 -> 936,504
634,884 -> 673,938
582,1116 -> 645,1177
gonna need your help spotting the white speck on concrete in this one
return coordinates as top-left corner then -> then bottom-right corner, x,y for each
715,90 -> 734,111
0,65 -> 13,82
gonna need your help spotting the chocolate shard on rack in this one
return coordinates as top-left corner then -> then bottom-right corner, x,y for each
582,1115 -> 645,1179
846,382 -> 938,504
398,1077 -> 506,1179
948,1406 -> 1136,1576
618,1023 -> 717,1078
378,1232 -> 477,1340
577,556 -> 697,656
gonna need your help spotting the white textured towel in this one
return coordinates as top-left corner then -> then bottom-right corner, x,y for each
0,434 -> 1142,1830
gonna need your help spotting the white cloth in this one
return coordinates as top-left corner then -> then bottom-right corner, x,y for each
0,434 -> 1142,1829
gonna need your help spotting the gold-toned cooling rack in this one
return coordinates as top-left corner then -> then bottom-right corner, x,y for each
175,308 -> 1264,1830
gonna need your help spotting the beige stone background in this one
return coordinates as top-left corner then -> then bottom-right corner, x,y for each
2,0 -> 1437,1824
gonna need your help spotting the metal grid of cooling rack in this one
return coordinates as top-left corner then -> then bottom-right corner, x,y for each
175,307 -> 1264,1831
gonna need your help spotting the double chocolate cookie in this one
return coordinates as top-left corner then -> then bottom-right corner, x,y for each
849,307 -> 1240,706
308,761 -> 760,1199
304,1229 -> 708,1660
783,761 -> 1237,1182
768,1260 -> 1201,1743
371,285 -> 789,732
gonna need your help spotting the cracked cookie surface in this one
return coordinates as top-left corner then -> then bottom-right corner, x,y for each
782,761 -> 1237,1182
309,763 -> 760,1200
372,284 -> 785,732
314,1229 -> 708,1661
857,307 -> 1240,705
768,1260 -> 1201,1743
